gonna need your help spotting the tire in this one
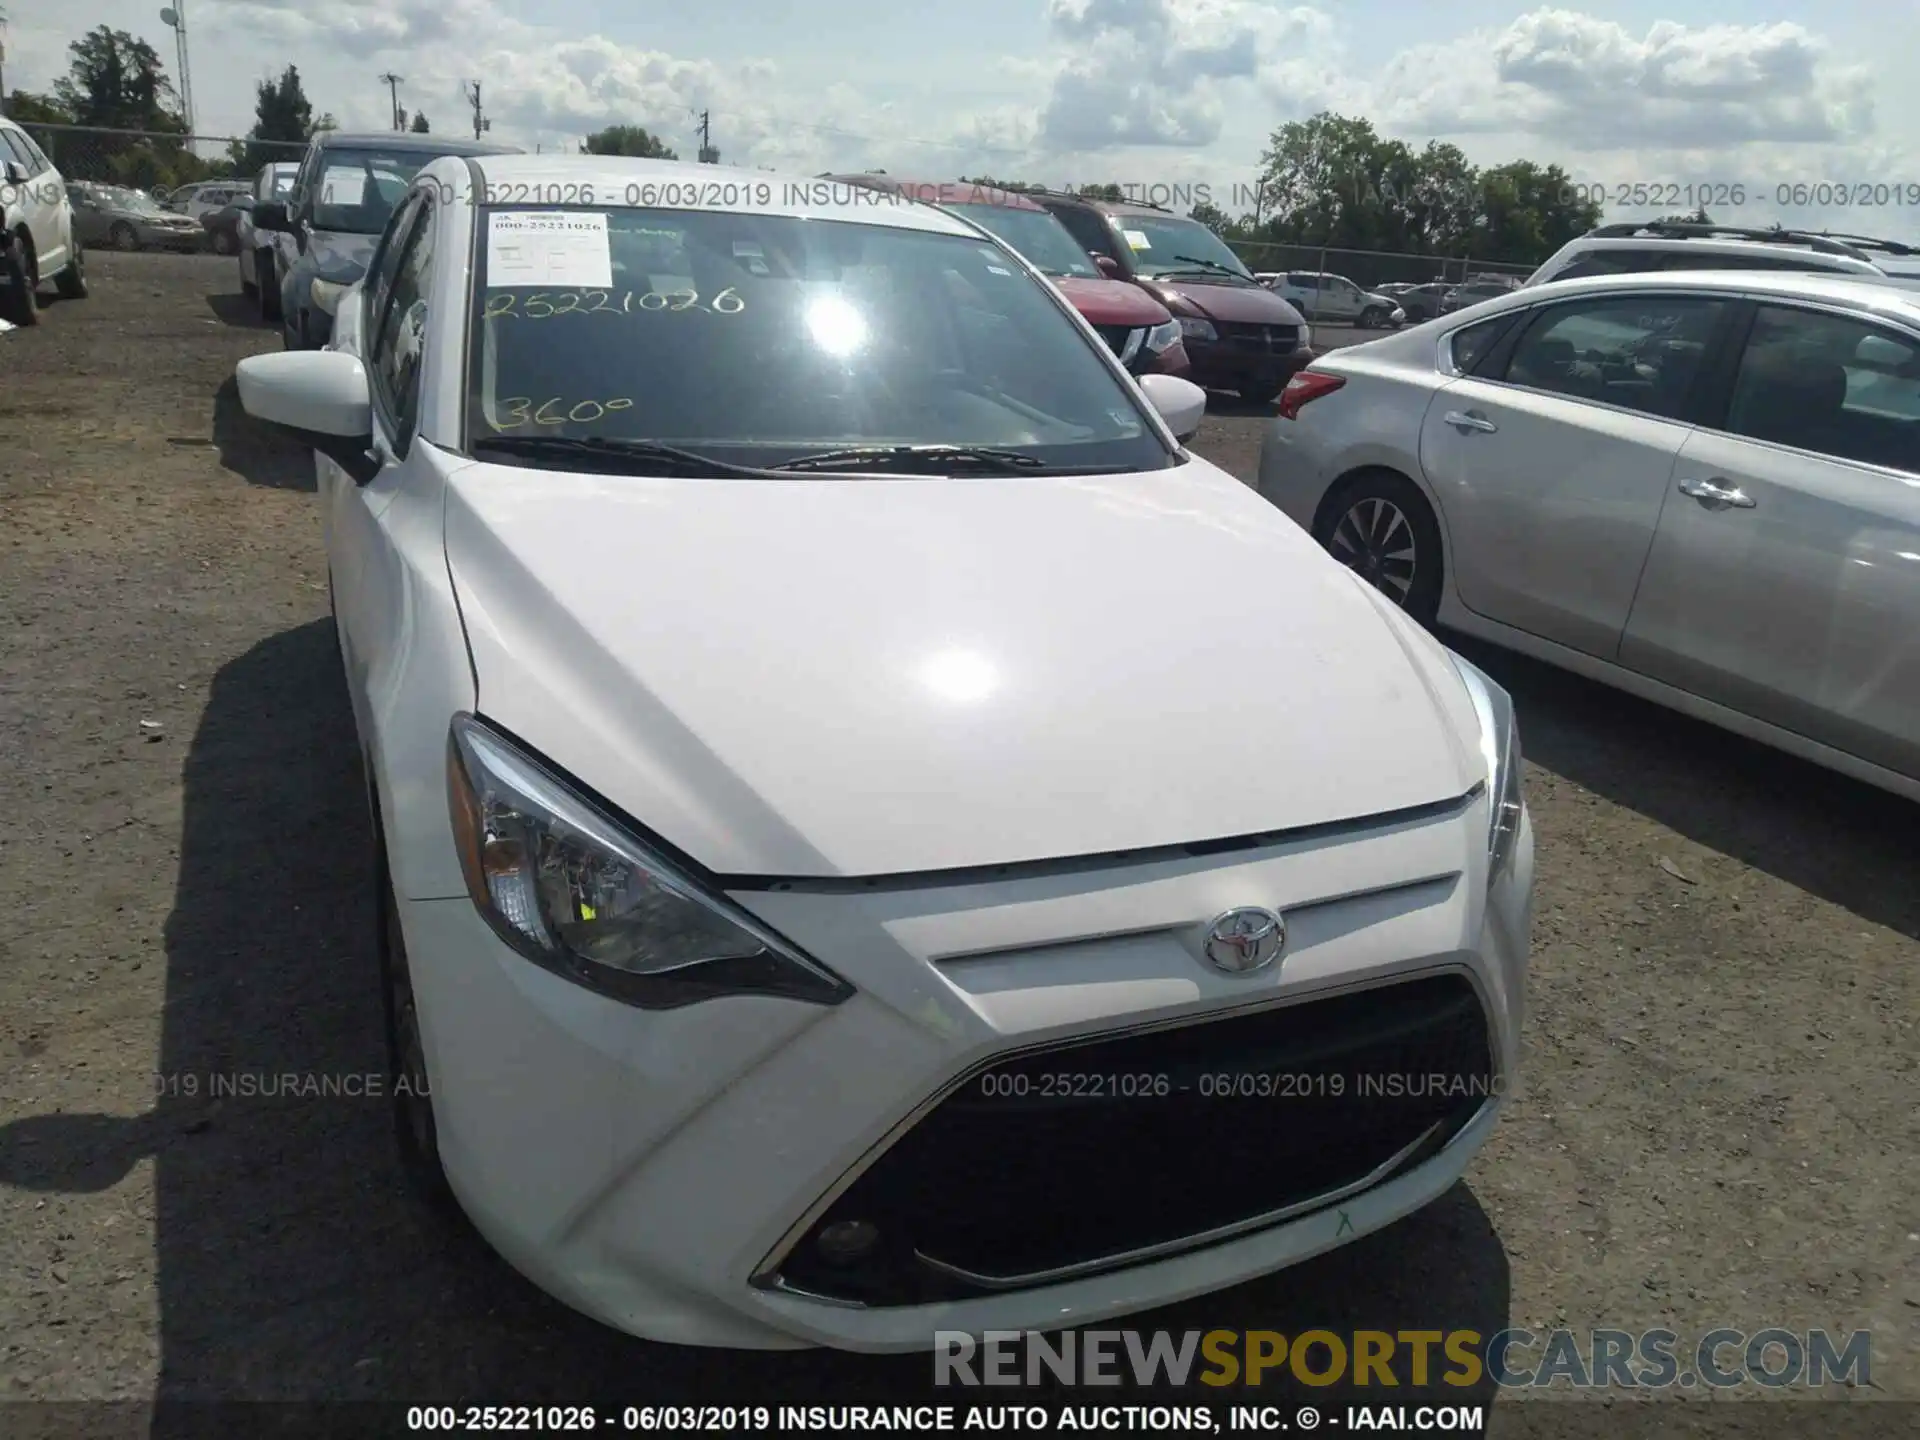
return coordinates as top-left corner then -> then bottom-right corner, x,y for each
54,242 -> 88,300
1236,383 -> 1282,407
1359,306 -> 1387,329
1314,470 -> 1444,626
1,238 -> 40,327
212,229 -> 238,256
259,256 -> 282,321
376,843 -> 457,1213
110,221 -> 140,252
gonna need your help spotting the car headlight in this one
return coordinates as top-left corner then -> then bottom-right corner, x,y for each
1179,316 -> 1216,342
446,715 -> 853,1009
1143,319 -> 1181,353
309,277 -> 351,315
1447,654 -> 1524,881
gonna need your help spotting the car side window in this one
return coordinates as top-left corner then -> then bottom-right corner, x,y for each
1552,249 -> 1669,281
363,191 -> 427,342
1724,305 -> 1920,473
1499,294 -> 1727,420
368,198 -> 436,452
1,128 -> 39,173
1447,315 -> 1512,375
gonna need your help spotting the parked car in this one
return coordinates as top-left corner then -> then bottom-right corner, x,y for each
231,151 -> 1533,1350
1265,271 -> 1405,328
1032,191 -> 1313,404
251,130 -> 521,350
201,195 -> 252,255
164,179 -> 252,223
1381,281 -> 1452,322
1257,268 -> 1920,802
1525,220 -> 1920,288
1,116 -> 87,325
1439,275 -> 1522,314
824,175 -> 1191,382
239,161 -> 300,319
67,182 -> 207,252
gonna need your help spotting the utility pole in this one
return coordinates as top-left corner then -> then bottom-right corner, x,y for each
696,110 -> 716,164
158,4 -> 195,140
379,72 -> 405,131
465,81 -> 488,141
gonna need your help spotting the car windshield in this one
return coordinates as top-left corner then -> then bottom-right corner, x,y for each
311,150 -> 426,234
945,203 -> 1098,280
468,206 -> 1170,473
112,189 -> 168,215
1116,216 -> 1256,282
267,169 -> 296,198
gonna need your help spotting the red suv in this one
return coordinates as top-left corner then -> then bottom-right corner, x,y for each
826,176 -> 1190,378
1034,192 -> 1313,405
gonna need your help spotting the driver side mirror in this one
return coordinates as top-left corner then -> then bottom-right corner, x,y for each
4,161 -> 28,186
1093,254 -> 1123,279
234,350 -> 381,485
1138,372 -> 1207,445
252,200 -> 292,233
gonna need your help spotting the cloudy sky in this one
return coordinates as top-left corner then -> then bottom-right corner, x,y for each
5,1 -> 1916,231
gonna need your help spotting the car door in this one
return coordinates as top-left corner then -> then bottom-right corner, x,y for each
2,127 -> 67,271
323,190 -> 436,723
1620,301 -> 1920,780
1326,276 -> 1366,321
1417,289 -> 1735,659
275,145 -> 319,282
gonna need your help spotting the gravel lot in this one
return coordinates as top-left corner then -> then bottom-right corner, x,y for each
1,254 -> 1914,1422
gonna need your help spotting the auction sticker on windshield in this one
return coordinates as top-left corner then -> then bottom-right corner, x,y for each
487,211 -> 613,288
1123,229 -> 1151,250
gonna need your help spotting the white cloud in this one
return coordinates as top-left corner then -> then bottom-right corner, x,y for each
1375,9 -> 1875,151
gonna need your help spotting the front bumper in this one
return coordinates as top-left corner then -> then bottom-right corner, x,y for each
401,794 -> 1532,1351
1185,331 -> 1314,392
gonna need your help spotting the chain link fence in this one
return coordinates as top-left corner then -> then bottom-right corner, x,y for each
1224,238 -> 1533,289
18,123 -> 306,199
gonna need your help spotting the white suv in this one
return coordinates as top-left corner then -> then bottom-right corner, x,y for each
1,117 -> 88,326
1527,222 -> 1920,289
1261,270 -> 1405,327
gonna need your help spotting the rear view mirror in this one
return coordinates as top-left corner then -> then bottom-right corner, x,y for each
4,161 -> 28,186
1093,254 -> 1122,279
235,350 -> 380,484
1138,372 -> 1207,444
253,200 -> 291,232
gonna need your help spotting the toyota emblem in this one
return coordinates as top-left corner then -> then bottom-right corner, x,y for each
1203,907 -> 1286,975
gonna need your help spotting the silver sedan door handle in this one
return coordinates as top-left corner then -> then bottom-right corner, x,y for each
1678,477 -> 1757,510
1444,410 -> 1498,433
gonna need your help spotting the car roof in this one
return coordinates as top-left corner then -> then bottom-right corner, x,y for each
317,131 -> 521,156
1549,233 -> 1888,275
821,175 -> 1049,212
1474,267 -> 1920,323
454,155 -> 981,235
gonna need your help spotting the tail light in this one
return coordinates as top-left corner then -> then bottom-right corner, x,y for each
1278,370 -> 1346,420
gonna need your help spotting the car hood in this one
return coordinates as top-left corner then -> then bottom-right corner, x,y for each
442,459 -> 1482,878
1053,276 -> 1172,326
1147,279 -> 1305,326
308,229 -> 379,280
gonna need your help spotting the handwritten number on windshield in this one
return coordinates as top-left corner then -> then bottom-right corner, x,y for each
484,288 -> 743,319
493,397 -> 636,429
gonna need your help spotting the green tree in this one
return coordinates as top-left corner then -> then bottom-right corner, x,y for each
1076,182 -> 1125,201
53,26 -> 183,132
582,125 -> 677,159
1189,200 -> 1233,234
411,111 -> 430,134
243,65 -> 314,172
1474,160 -> 1600,265
3,91 -> 72,126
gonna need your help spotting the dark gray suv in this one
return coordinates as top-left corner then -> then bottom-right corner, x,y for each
253,130 -> 520,350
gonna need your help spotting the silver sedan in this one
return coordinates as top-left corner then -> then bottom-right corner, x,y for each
1256,268 -> 1920,802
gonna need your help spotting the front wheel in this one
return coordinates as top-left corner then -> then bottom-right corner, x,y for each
1315,472 -> 1444,625
211,229 -> 238,256
1,240 -> 40,326
1359,306 -> 1387,329
109,222 -> 140,252
54,242 -> 88,300
377,852 -> 457,1213
258,256 -> 282,321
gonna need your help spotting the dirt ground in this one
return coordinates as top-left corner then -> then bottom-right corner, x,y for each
1,254 -> 1915,1423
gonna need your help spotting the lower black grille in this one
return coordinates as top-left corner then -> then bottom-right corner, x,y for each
1217,321 -> 1299,352
767,974 -> 1493,1306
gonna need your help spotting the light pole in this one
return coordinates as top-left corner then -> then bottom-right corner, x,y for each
159,4 -> 195,140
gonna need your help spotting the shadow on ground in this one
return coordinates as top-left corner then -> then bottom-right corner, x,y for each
204,292 -> 271,330
210,376 -> 312,492
1450,633 -> 1920,942
0,618 -> 1513,1420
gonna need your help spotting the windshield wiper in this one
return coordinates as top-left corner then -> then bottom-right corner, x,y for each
770,444 -> 1049,474
1166,255 -> 1254,281
471,434 -> 783,478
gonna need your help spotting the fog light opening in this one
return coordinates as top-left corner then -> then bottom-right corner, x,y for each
814,1220 -> 880,1265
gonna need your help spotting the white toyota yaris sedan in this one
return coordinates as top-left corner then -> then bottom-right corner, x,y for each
235,154 -> 1535,1352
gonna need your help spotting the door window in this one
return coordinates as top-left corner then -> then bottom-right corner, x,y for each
1,128 -> 39,173
1724,305 -> 1920,473
1501,294 -> 1727,419
368,198 -> 436,452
